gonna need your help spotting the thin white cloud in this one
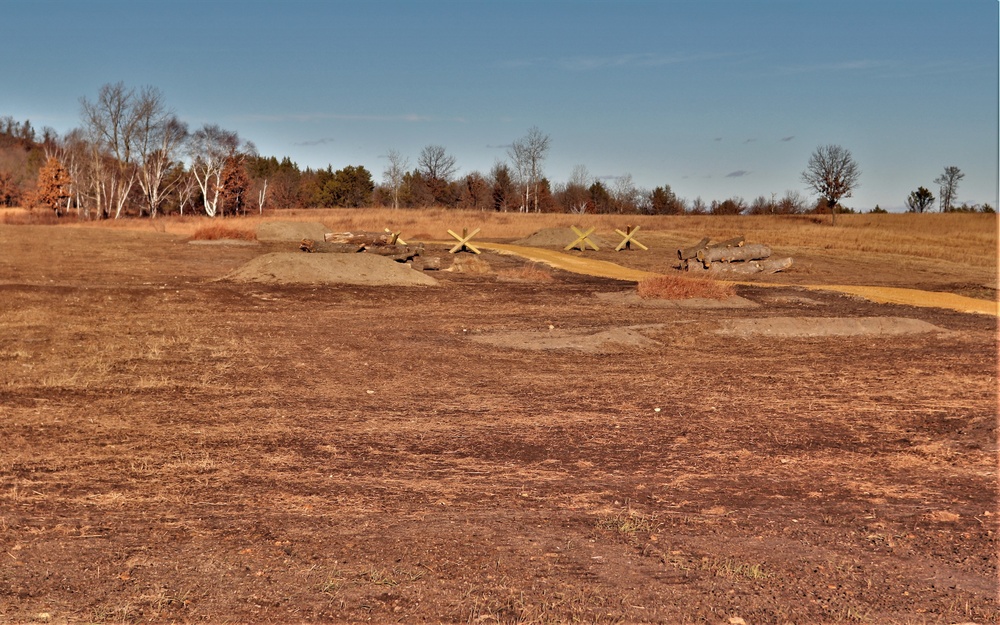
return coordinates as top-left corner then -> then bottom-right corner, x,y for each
295,137 -> 336,147
558,53 -> 680,71
777,59 -> 896,75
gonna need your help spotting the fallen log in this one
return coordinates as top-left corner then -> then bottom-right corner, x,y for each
300,239 -> 364,253
708,235 -> 745,249
698,243 -> 771,266
366,244 -> 425,262
324,231 -> 395,246
678,237 -> 710,260
412,256 -> 442,271
707,257 -> 793,275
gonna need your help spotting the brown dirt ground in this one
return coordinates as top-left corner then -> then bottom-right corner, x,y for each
0,224 -> 997,624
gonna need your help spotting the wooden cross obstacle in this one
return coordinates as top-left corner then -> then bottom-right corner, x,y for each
384,228 -> 407,246
564,226 -> 599,251
447,227 -> 481,254
614,225 -> 648,251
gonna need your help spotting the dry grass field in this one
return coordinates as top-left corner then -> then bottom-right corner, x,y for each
0,210 -> 996,624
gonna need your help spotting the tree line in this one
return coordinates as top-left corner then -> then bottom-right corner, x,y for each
902,166 -> 991,214
1,83 -> 992,219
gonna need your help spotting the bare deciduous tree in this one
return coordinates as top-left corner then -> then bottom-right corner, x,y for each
801,144 -> 861,225
417,145 -> 457,181
80,82 -> 148,218
187,124 -> 241,217
508,126 -> 550,212
256,178 -> 269,214
383,149 -> 409,209
78,83 -> 185,219
933,166 -> 964,212
135,104 -> 188,218
417,145 -> 458,206
611,173 -> 641,214
562,164 -> 592,213
174,165 -> 198,216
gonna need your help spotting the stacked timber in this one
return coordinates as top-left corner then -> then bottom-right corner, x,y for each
677,235 -> 793,275
298,231 -> 425,263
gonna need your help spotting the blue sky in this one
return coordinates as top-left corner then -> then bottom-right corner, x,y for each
4,0 -> 997,210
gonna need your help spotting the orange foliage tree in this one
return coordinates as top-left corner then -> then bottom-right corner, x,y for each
219,154 -> 252,216
33,156 -> 73,215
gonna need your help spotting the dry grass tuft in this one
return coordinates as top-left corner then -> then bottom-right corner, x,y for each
0,209 -> 64,225
497,263 -> 555,282
189,223 -> 257,241
597,508 -> 660,539
637,274 -> 734,300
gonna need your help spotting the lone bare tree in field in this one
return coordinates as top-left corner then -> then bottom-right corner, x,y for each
801,144 -> 861,225
934,166 -> 964,212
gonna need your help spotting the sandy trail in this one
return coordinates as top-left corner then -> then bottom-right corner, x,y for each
484,242 -> 660,281
479,242 -> 999,316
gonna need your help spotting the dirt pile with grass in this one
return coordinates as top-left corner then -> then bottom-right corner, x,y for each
224,252 -> 439,286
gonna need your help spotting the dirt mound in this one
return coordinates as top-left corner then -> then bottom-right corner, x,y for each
467,324 -> 663,353
514,227 -> 612,249
256,221 -> 328,242
716,316 -> 948,338
224,252 -> 439,286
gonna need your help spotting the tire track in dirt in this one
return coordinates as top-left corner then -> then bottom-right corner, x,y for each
480,242 -> 999,317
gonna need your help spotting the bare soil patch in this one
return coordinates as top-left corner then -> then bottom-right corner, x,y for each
594,290 -> 759,309
0,223 -> 996,625
715,316 -> 950,338
467,323 -> 666,353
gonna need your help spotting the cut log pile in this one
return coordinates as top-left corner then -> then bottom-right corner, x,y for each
297,231 -> 425,263
677,235 -> 793,275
